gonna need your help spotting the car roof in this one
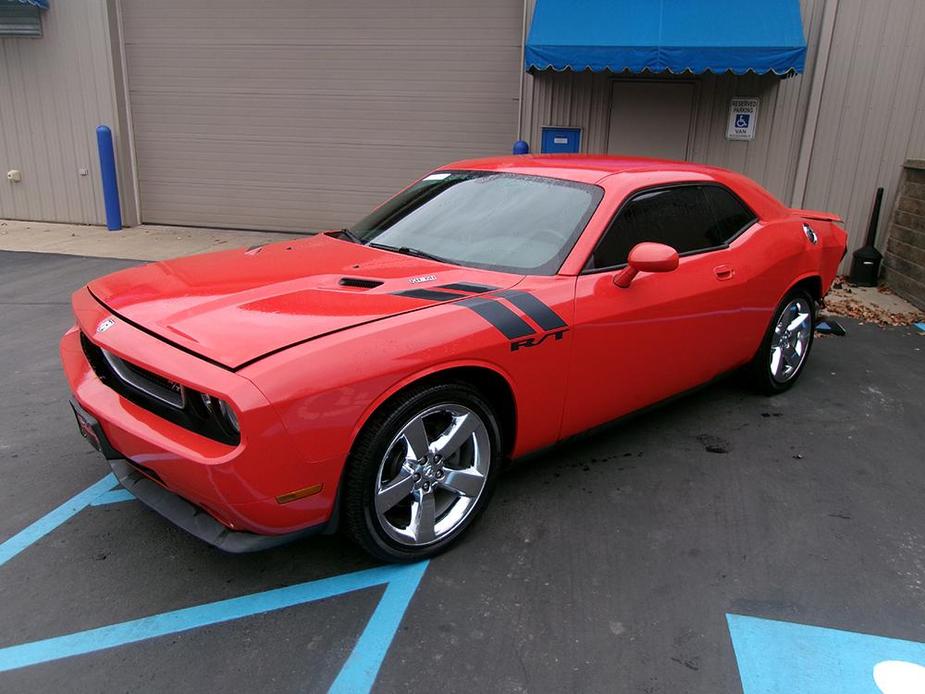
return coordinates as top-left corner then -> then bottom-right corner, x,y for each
439,154 -> 786,219
439,154 -> 740,185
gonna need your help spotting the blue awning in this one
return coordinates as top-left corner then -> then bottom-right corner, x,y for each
525,0 -> 806,76
13,0 -> 49,8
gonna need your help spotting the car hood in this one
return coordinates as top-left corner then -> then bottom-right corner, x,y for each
88,234 -> 522,369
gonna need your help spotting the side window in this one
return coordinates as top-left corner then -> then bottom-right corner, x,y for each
587,185 -> 756,271
701,185 -> 756,244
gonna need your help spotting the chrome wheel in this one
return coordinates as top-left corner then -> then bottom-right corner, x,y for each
770,297 -> 812,383
374,404 -> 491,547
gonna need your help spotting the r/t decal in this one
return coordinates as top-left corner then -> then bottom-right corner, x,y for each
510,328 -> 568,351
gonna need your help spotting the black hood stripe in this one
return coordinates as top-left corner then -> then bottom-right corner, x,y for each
494,289 -> 567,331
436,282 -> 499,294
456,297 -> 535,339
391,283 -> 567,341
393,288 -> 466,302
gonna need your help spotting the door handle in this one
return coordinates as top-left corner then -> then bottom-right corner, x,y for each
713,265 -> 735,281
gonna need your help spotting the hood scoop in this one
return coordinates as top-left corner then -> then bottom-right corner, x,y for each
337,277 -> 384,290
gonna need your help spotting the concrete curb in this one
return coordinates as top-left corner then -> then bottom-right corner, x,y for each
0,219 -> 299,262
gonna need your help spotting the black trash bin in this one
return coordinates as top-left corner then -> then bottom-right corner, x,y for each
849,245 -> 882,287
849,187 -> 884,287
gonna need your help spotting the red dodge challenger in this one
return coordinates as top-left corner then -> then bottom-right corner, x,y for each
61,156 -> 846,561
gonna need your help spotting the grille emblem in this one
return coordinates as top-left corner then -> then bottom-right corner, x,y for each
96,318 -> 115,333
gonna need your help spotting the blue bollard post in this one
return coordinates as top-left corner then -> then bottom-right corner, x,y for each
96,125 -> 123,231
512,139 -> 530,155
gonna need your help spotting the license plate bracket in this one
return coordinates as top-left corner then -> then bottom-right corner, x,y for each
69,399 -> 121,459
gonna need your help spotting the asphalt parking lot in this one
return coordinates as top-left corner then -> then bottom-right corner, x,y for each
1,250 -> 924,693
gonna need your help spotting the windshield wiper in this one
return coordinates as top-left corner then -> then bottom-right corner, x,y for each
332,228 -> 364,244
368,243 -> 449,264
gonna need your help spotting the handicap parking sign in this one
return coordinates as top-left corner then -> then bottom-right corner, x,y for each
727,97 -> 759,140
727,614 -> 925,693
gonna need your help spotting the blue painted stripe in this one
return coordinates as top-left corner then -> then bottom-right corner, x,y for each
0,561 -> 429,681
0,474 -> 117,568
329,560 -> 428,693
0,471 -> 429,691
727,613 -> 925,694
89,488 -> 136,506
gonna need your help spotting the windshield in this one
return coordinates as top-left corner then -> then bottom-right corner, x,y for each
351,171 -> 603,275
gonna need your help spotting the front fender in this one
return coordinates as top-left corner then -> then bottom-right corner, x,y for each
239,282 -> 575,473
347,358 -> 518,447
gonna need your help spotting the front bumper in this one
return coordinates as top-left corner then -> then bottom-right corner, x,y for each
109,458 -> 322,553
71,397 -> 321,552
61,287 -> 344,541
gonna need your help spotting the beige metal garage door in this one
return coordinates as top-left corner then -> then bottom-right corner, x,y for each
119,0 -> 522,231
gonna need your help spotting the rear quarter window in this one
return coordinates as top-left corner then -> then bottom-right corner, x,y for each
701,185 -> 757,245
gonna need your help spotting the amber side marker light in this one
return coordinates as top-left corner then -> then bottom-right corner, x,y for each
276,484 -> 324,504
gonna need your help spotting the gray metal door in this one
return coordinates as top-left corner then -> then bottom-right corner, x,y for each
119,0 -> 522,231
607,81 -> 695,161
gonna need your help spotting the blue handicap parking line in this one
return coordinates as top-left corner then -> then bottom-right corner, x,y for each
0,561 -> 428,692
0,473 -> 117,568
728,613 -> 925,694
0,474 -> 431,692
329,562 -> 428,693
89,487 -> 136,506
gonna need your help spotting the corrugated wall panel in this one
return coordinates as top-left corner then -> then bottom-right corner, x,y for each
522,0 -> 925,272
803,0 -> 925,267
522,0 -> 827,206
0,0 -> 118,224
756,0 -> 825,199
525,67 -> 806,202
121,0 -> 523,231
908,62 -> 925,158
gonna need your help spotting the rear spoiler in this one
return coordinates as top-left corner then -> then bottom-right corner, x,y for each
790,208 -> 843,223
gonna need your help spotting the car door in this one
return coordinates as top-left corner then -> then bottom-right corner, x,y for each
561,183 -> 758,436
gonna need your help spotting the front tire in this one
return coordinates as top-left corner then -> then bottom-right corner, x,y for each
747,289 -> 816,394
343,381 -> 501,562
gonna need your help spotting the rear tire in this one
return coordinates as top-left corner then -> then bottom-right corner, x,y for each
343,381 -> 501,562
746,289 -> 816,395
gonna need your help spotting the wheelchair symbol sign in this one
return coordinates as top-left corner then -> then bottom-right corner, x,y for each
727,97 -> 759,140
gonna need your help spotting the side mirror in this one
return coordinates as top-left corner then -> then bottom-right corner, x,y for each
613,242 -> 679,288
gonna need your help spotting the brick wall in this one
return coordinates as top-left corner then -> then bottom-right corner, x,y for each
883,160 -> 925,310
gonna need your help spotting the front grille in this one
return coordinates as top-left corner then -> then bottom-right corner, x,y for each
80,332 -> 239,446
100,347 -> 186,409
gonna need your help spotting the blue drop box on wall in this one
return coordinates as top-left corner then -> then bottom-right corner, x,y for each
541,127 -> 581,153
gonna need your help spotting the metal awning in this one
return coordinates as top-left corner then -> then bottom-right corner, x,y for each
525,0 -> 806,76
0,0 -> 47,37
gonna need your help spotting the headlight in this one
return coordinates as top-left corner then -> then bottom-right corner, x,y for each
200,393 -> 239,434
216,399 -> 239,433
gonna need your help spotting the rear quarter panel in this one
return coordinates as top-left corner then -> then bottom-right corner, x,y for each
814,219 -> 848,290
729,212 -> 846,360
